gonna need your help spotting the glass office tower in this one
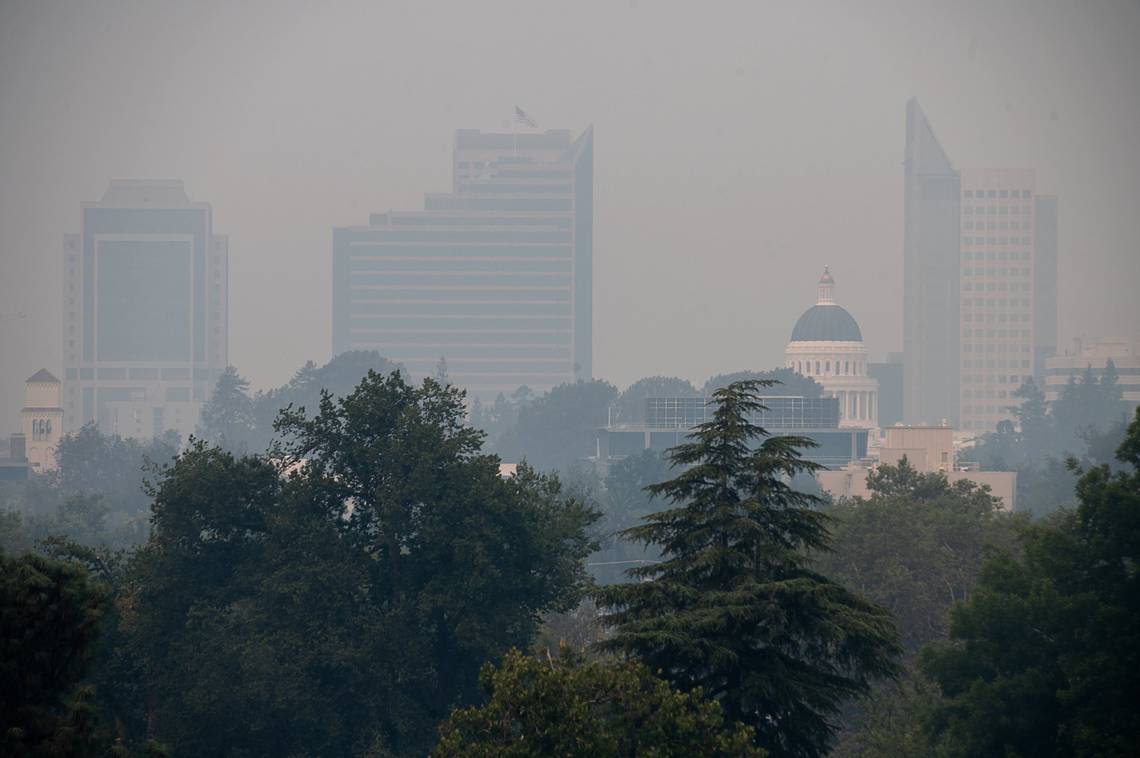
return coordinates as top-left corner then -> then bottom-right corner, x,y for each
63,180 -> 228,441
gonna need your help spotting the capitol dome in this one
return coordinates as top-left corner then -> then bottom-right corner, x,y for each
790,304 -> 863,342
784,268 -> 879,428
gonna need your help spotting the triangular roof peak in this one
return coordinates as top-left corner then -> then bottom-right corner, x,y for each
27,368 -> 59,384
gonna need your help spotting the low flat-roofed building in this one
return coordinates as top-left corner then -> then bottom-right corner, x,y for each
597,395 -> 869,476
1044,337 -> 1140,406
817,423 -> 1017,510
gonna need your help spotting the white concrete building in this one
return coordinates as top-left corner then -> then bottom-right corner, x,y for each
785,268 -> 879,428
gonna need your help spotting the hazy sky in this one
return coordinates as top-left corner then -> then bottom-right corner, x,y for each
2,0 -> 1138,430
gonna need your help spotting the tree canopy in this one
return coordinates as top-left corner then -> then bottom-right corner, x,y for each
127,370 -> 598,756
433,648 -> 765,758
921,407 -> 1140,757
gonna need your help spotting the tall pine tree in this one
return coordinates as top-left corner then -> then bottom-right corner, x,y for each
594,380 -> 899,758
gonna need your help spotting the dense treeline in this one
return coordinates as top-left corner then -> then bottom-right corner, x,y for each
970,363 -> 1132,515
4,357 -> 1139,756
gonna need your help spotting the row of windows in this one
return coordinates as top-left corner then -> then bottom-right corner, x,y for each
963,204 -> 1033,215
349,331 -> 573,346
963,297 -> 1032,308
349,302 -> 573,317
349,258 -> 573,273
962,374 -> 1026,384
962,333 -> 1032,344
341,344 -> 572,359
963,236 -> 1032,246
963,313 -> 1032,324
963,221 -> 1030,231
964,189 -> 1032,198
964,251 -> 1031,261
962,390 -> 1011,399
962,359 -> 1033,369
350,288 -> 572,303
349,272 -> 573,288
963,281 -> 1031,292
345,244 -> 573,260
787,359 -> 866,377
963,267 -> 1031,277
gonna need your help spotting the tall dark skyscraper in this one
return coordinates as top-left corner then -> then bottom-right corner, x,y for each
332,127 -> 593,399
903,99 -> 961,425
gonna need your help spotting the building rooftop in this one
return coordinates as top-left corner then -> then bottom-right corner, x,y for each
790,304 -> 863,342
26,368 -> 59,384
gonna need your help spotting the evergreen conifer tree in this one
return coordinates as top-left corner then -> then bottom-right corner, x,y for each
594,380 -> 899,758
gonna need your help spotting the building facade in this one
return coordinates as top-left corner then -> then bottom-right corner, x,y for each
597,394 -> 868,475
903,98 -> 961,426
332,127 -> 593,399
21,369 -> 62,473
63,180 -> 228,441
1044,337 -> 1140,406
784,269 -> 879,428
958,170 -> 1057,432
817,424 -> 1018,511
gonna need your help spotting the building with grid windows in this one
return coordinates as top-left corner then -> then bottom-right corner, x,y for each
597,394 -> 868,474
62,180 -> 228,441
332,127 -> 593,399
959,169 -> 1058,432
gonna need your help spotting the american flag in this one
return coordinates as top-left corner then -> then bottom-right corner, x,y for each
514,106 -> 538,128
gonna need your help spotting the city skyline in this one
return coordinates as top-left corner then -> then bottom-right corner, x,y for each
3,1 -> 1139,433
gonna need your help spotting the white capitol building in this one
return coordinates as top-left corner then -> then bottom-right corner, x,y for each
784,268 -> 879,428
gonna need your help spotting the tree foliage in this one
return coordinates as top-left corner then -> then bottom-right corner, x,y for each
594,380 -> 899,757
921,407 -> 1140,757
818,459 -> 1022,653
0,551 -> 107,756
128,371 -> 598,756
495,379 -> 618,473
433,647 -> 765,758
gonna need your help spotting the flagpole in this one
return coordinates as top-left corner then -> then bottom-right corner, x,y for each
512,109 -> 517,158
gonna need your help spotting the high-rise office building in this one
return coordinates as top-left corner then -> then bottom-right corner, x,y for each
903,99 -> 961,425
958,169 -> 1037,432
332,127 -> 593,398
1033,195 -> 1059,381
63,180 -> 228,441
957,171 -> 1059,433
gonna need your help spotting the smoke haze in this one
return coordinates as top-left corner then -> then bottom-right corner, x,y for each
2,0 -> 1138,430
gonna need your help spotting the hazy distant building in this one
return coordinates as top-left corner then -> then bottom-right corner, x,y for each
1044,337 -> 1140,407
63,180 -> 228,441
903,98 -> 961,426
596,394 -> 868,475
868,353 -> 904,428
818,424 -> 1018,511
332,127 -> 594,398
22,369 -> 62,473
958,170 -> 1058,432
784,269 -> 879,428
1033,195 -> 1059,381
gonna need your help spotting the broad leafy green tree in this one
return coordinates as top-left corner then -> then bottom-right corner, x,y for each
496,379 -> 618,473
130,371 -> 597,756
1,551 -> 107,756
818,459 -> 1021,652
921,408 -> 1140,757
433,648 -> 764,758
595,380 -> 899,757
